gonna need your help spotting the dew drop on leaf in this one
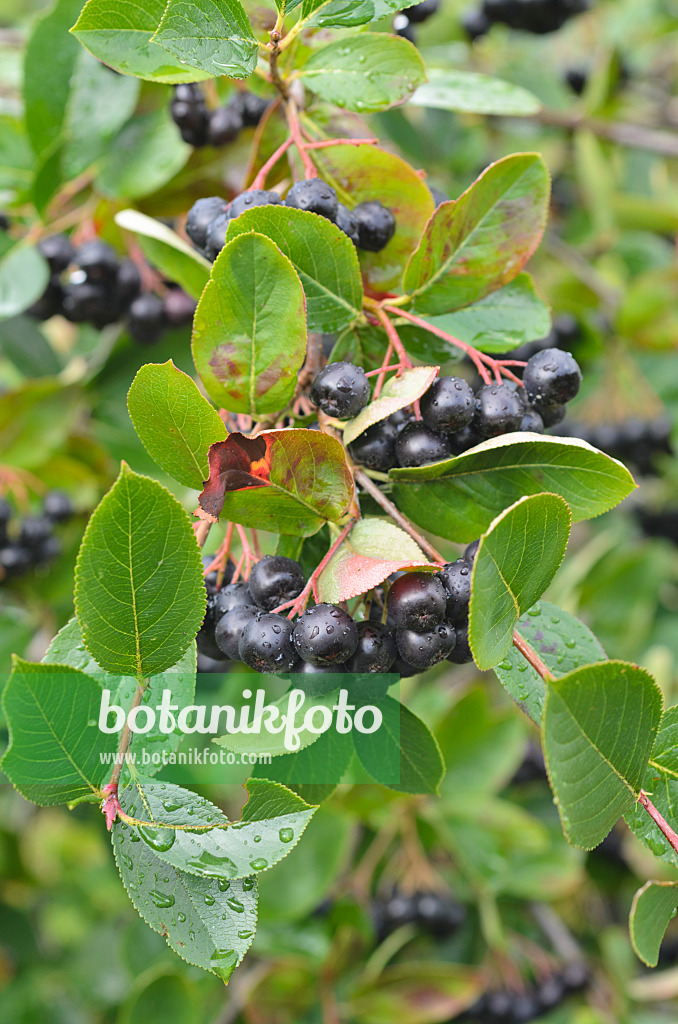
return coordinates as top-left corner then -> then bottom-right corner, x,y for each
279,827 -> 294,843
149,890 -> 175,909
138,824 -> 176,852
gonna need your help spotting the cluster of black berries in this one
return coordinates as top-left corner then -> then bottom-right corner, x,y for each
393,0 -> 441,44
463,0 -> 590,40
374,887 -> 465,942
465,963 -> 590,1022
185,179 -> 395,263
558,416 -> 672,475
170,85 -> 270,148
0,491 -> 73,582
27,234 -> 195,343
314,350 -> 582,473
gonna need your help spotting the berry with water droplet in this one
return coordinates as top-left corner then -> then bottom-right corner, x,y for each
387,571 -> 447,631
292,603 -> 359,666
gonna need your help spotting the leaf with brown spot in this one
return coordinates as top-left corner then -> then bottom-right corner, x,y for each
403,153 -> 550,315
317,518 -> 436,603
192,232 -> 307,416
197,429 -> 354,536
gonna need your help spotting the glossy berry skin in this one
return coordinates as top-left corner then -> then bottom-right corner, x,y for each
116,260 -> 142,306
207,104 -> 243,146
186,197 -> 229,250
438,559 -> 471,622
248,555 -> 306,611
19,516 -> 52,549
210,581 -> 253,621
234,91 -> 270,127
76,240 -> 119,285
520,408 -> 545,433
27,278 -> 64,321
127,293 -> 166,344
387,572 -> 447,631
540,403 -> 566,428
335,204 -> 360,245
62,282 -> 115,325
396,622 -> 456,669
474,383 -> 524,438
349,621 -> 397,673
562,961 -> 590,992
238,612 -> 297,673
391,653 -> 419,677
285,178 -> 338,221
229,189 -> 283,221
389,407 -> 415,430
353,201 -> 396,252
448,622 -> 473,664
523,347 -> 582,408
414,891 -> 465,937
43,490 -> 73,522
38,234 -> 75,274
292,603 -> 359,666
0,546 -> 31,577
393,14 -> 416,41
215,603 -> 259,659
170,85 -> 209,146
420,376 -> 475,434
310,361 -> 370,420
374,892 -> 417,939
462,6 -> 491,38
163,288 -> 196,326
395,422 -> 451,467
348,420 -> 398,472
202,553 -> 236,594
463,539 -> 479,565
448,421 -> 482,455
203,211 -> 231,263
196,619 -> 224,661
405,0 -> 440,21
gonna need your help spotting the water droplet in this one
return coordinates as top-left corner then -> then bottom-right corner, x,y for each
210,949 -> 238,981
227,897 -> 245,913
178,911 -> 186,922
186,850 -> 238,878
253,835 -> 261,843
528,607 -> 541,617
218,878 -> 231,892
242,878 -> 255,891
163,799 -> 182,813
149,890 -> 175,909
250,858 -> 268,870
238,929 -> 253,939
138,824 -> 176,852
279,828 -> 294,843
204,893 -> 216,906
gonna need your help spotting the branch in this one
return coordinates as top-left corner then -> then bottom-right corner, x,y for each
101,680 -> 148,829
512,630 -> 554,681
272,518 -> 357,616
286,98 -> 317,179
638,791 -> 678,857
371,306 -> 413,369
353,468 -> 446,565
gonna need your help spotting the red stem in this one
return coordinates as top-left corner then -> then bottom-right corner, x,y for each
365,362 -> 403,378
638,791 -> 678,856
512,630 -> 554,680
203,522 -> 234,585
235,524 -> 255,579
272,519 -> 357,618
372,308 -> 413,369
286,100 -> 317,179
372,342 -> 395,400
384,305 -> 492,384
250,136 -> 293,190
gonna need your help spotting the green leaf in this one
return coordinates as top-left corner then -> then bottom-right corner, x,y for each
96,109 -> 190,200
494,601 -> 606,726
117,776 -> 315,880
118,973 -> 196,1024
225,205 -> 363,333
301,0 -> 413,28
353,695 -> 444,794
112,823 -> 257,981
310,143 -> 434,293
407,273 -> 551,355
151,0 -> 258,79
198,429 -> 354,536
317,517 -> 433,604
625,706 -> 678,866
630,881 -> 678,968
115,209 -> 211,301
192,233 -> 307,417
0,245 -> 50,321
343,366 -> 438,446
0,315 -> 62,377
43,617 -> 197,773
543,661 -> 662,849
24,0 -> 82,157
62,49 -> 140,178
74,464 -> 206,678
252,729 -> 355,804
0,380 -> 85,469
298,33 -> 426,114
127,361 -> 226,490
403,154 -> 551,315
409,69 -> 542,116
469,494 -> 571,671
213,688 -> 343,758
390,434 -> 636,543
1,657 -> 116,806
71,0 -> 211,83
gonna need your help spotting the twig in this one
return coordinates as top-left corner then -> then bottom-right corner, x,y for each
235,524 -> 255,578
638,791 -> 678,856
371,307 -> 413,369
373,342 -> 395,400
353,469 -> 446,565
101,679 -> 148,828
193,520 -> 212,548
286,98 -> 317,179
512,630 -> 554,681
250,136 -> 293,190
267,24 -> 288,99
272,519 -> 357,617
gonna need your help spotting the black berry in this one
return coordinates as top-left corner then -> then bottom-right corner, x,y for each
462,6 -> 491,39
520,408 -> 545,433
523,347 -> 582,408
447,622 -> 473,664
405,0 -> 440,22
374,892 -> 417,939
127,293 -> 166,345
348,621 -> 397,673
163,289 -> 196,326
420,376 -> 475,434
413,891 -> 465,937
393,14 -> 416,41
292,603 -> 359,666
62,282 -> 116,324
76,240 -> 119,285
202,553 -> 236,594
43,490 -> 73,522
233,91 -> 270,127
565,66 -> 588,95
38,234 -> 75,274
335,203 -> 360,245
395,422 -> 451,467
170,84 -> 209,146
196,618 -> 224,660
448,421 -> 482,455
239,612 -> 299,673
209,581 -> 254,620
207,104 -> 243,146
540,403 -> 567,428
186,197 -> 229,251
438,559 -> 471,623
353,201 -> 396,252
203,211 -> 231,262
0,546 -> 31,577
562,961 -> 590,992
285,178 -> 338,221
215,603 -> 259,659
0,499 -> 12,525
387,571 -> 447,631
463,539 -> 479,565
396,622 -> 456,669
347,419 -> 398,472
229,189 -> 283,221
116,260 -> 142,306
474,383 -> 524,437
310,361 -> 370,420
248,555 -> 306,611
27,277 -> 64,321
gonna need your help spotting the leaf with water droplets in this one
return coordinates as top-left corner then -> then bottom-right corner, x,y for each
625,706 -> 678,867
112,818 -> 257,982
493,601 -> 606,725
151,0 -> 258,79
117,776 -> 315,881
